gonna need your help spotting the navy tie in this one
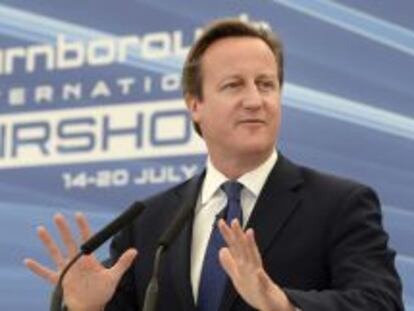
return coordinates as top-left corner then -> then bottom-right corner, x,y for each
197,181 -> 243,311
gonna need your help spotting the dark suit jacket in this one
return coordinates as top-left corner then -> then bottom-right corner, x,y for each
105,154 -> 403,311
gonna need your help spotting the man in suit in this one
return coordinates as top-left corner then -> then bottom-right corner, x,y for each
25,19 -> 404,311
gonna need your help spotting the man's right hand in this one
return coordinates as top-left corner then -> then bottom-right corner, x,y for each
24,212 -> 137,311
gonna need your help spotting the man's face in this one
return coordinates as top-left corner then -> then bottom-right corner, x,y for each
187,37 -> 281,163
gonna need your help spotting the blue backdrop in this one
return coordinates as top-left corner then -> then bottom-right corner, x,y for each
0,1 -> 413,310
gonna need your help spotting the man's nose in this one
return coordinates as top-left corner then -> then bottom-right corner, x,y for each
242,84 -> 263,109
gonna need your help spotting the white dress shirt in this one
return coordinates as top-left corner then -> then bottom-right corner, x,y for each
190,150 -> 278,302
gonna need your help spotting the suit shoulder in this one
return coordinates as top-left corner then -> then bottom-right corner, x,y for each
298,163 -> 373,194
285,159 -> 382,223
140,172 -> 203,209
282,157 -> 379,205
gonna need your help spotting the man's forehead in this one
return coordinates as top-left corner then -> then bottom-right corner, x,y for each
201,37 -> 276,67
202,36 -> 272,59
220,72 -> 278,80
200,37 -> 278,78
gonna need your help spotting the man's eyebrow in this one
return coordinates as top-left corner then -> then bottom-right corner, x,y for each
221,74 -> 242,80
256,73 -> 278,79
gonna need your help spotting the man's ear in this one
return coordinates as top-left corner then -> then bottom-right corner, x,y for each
185,94 -> 202,122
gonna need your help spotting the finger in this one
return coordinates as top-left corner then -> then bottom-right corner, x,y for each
24,258 -> 59,284
37,226 -> 65,268
110,248 -> 138,283
245,228 -> 262,266
75,212 -> 92,242
54,213 -> 79,257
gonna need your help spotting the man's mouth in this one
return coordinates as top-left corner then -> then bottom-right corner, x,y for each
238,119 -> 265,124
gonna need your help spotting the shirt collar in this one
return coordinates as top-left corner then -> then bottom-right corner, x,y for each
201,150 -> 278,205
239,150 -> 277,197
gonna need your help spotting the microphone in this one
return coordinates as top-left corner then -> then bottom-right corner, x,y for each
81,202 -> 146,254
50,201 -> 146,311
142,202 -> 194,311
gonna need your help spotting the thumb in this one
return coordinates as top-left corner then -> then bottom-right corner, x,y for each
110,248 -> 138,283
219,247 -> 237,279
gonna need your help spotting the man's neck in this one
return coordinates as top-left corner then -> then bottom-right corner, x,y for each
209,149 -> 275,180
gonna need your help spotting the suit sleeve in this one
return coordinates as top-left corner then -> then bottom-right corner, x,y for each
284,186 -> 404,311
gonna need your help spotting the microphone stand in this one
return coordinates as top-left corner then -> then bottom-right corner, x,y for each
141,245 -> 165,311
50,253 -> 82,311
142,202 -> 194,311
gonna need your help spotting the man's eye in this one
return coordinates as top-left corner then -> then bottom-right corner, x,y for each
223,82 -> 240,89
258,81 -> 276,91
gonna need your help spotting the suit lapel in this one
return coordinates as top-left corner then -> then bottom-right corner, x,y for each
168,172 -> 205,311
220,154 -> 304,311
247,154 -> 304,255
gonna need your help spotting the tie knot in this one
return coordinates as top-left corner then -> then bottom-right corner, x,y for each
221,181 -> 243,202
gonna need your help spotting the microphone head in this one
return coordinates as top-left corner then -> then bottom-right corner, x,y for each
81,201 -> 146,254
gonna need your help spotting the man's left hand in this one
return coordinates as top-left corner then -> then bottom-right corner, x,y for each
218,219 -> 296,311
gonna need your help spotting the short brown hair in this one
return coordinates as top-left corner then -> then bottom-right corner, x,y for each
181,18 -> 284,135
